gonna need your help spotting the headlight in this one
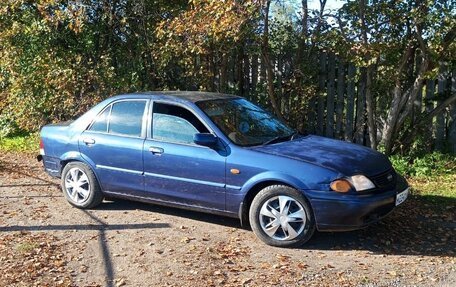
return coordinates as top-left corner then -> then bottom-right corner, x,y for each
330,175 -> 375,193
348,175 -> 375,191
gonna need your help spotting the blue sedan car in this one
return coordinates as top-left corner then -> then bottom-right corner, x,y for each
38,91 -> 409,247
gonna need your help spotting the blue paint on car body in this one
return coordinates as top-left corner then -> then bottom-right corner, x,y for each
39,91 -> 408,232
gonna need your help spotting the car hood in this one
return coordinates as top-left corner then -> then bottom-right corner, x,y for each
251,135 -> 392,176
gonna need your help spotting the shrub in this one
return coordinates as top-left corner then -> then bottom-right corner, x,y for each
390,152 -> 456,177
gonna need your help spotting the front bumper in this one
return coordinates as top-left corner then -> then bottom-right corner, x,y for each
306,176 -> 409,232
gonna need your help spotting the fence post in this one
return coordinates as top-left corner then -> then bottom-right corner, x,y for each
345,63 -> 356,141
326,53 -> 335,137
355,67 -> 366,144
335,58 -> 345,139
317,52 -> 326,135
424,79 -> 435,151
449,69 -> 456,153
435,63 -> 447,151
251,54 -> 258,94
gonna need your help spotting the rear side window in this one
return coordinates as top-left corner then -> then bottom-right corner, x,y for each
108,101 -> 146,137
152,103 -> 208,144
89,106 -> 111,132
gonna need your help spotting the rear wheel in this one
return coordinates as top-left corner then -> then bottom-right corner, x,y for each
249,185 -> 315,247
61,162 -> 103,209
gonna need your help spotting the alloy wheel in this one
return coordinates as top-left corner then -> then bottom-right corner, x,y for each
64,167 -> 91,204
259,195 -> 306,241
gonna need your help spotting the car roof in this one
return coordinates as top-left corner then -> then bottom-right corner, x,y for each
112,91 -> 240,103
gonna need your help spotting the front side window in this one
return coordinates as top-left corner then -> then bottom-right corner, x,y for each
197,98 -> 294,146
108,101 -> 146,137
152,103 -> 208,144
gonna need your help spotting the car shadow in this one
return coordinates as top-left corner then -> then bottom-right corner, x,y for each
304,195 -> 455,256
98,196 -> 455,258
98,199 -> 243,229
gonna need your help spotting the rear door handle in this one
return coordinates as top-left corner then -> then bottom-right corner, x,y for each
149,146 -> 164,155
83,138 -> 95,145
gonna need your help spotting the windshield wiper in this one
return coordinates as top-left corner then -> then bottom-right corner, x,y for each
290,131 -> 300,140
262,132 -> 297,146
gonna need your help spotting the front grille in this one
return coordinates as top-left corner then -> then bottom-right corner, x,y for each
369,169 -> 396,191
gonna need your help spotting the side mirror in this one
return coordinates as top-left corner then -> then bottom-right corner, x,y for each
194,133 -> 218,147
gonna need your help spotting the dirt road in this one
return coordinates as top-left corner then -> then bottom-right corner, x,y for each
0,152 -> 455,286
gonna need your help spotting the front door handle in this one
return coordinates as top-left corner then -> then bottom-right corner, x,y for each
149,146 -> 164,155
83,138 -> 96,145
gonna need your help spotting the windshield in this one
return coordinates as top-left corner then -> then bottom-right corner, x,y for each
197,98 -> 295,146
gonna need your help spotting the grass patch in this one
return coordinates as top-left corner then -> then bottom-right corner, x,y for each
15,241 -> 38,254
391,152 -> 456,205
0,133 -> 39,152
408,174 -> 456,205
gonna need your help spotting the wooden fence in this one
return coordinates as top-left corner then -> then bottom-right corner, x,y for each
223,52 -> 456,152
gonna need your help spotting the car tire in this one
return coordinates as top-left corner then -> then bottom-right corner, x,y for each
249,185 -> 315,247
61,162 -> 103,209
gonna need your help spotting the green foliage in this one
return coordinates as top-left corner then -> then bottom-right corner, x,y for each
391,149 -> 456,205
390,152 -> 456,178
0,133 -> 39,152
0,0 -> 454,156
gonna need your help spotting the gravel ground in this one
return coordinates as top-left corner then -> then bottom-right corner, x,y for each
0,152 -> 455,287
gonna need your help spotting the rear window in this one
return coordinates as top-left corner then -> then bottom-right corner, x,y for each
89,106 -> 111,133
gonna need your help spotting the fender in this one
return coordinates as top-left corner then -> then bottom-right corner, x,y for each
60,151 -> 90,164
240,171 -> 310,195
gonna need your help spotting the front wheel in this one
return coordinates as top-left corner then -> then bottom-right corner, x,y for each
249,185 -> 315,247
61,162 -> 103,209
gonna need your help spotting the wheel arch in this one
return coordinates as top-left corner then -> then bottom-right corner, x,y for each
60,152 -> 95,173
59,153 -> 103,191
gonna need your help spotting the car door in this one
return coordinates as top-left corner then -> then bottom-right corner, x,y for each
79,99 -> 148,194
143,101 -> 226,211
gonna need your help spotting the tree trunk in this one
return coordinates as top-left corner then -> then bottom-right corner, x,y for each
360,0 -> 376,149
380,46 -> 413,154
394,92 -> 456,153
301,0 -> 308,40
261,0 -> 284,121
411,55 -> 423,122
